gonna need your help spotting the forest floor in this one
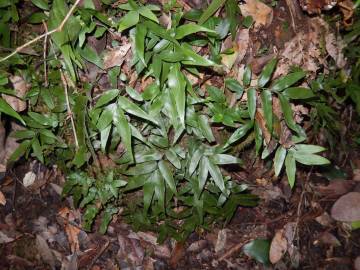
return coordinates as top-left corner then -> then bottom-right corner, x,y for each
1,0 -> 360,269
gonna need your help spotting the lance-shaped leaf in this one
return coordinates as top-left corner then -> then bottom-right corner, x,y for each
260,89 -> 272,133
271,71 -> 306,92
211,154 -> 243,165
285,152 -> 296,188
135,24 -> 147,66
117,96 -> 159,126
189,147 -> 203,176
95,89 -> 119,108
198,0 -> 226,25
247,88 -> 256,120
158,160 -> 177,195
198,157 -> 208,193
138,6 -> 158,23
165,149 -> 182,169
224,121 -> 253,148
206,157 -> 226,194
274,146 -> 286,177
294,144 -> 326,154
0,98 -> 25,125
168,65 -> 186,127
243,65 -> 252,87
113,105 -> 133,163
175,23 -> 216,39
258,58 -> 277,88
278,93 -> 298,132
198,114 -> 215,143
225,78 -> 244,96
292,150 -> 330,166
118,10 -> 139,32
283,87 -> 315,99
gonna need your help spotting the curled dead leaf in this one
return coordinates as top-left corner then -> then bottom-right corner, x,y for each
0,190 -> 6,206
2,75 -> 30,112
315,180 -> 356,198
269,229 -> 288,264
331,192 -> 360,222
103,43 -> 131,69
240,0 -> 273,28
354,256 -> 360,270
36,234 -> 56,269
316,232 -> 341,247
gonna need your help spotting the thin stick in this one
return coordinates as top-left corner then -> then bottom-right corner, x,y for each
60,71 -> 79,149
47,38 -> 79,149
42,21 -> 49,87
0,0 -> 81,63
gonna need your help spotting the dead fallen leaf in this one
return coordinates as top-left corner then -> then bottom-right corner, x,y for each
58,207 -> 82,253
36,234 -> 56,269
339,0 -> 354,26
103,43 -> 131,69
331,192 -> 360,222
169,242 -> 185,268
353,169 -> 360,181
0,190 -> 6,206
354,256 -> 360,270
2,75 -> 30,112
215,229 -> 229,254
269,229 -> 288,264
0,231 -> 14,244
325,32 -> 347,68
187,240 -> 208,253
315,212 -> 334,227
117,233 -> 144,267
240,0 -> 273,28
315,232 -> 341,247
137,231 -> 171,259
255,109 -> 271,144
315,180 -> 355,198
23,171 -> 36,187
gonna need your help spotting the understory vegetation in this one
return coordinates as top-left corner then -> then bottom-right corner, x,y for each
0,0 -> 359,243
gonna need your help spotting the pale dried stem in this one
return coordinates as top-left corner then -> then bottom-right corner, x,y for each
0,0 -> 81,63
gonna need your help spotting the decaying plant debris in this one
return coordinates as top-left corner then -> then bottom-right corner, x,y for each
0,0 -> 360,269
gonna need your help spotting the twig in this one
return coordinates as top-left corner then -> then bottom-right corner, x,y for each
60,71 -> 79,149
218,241 -> 247,261
0,0 -> 81,63
86,239 -> 110,270
42,21 -> 49,87
47,37 -> 79,149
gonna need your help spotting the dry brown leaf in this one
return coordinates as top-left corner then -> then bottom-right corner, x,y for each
353,169 -> 360,181
0,231 -> 14,244
117,234 -> 144,266
2,75 -> 30,112
316,232 -> 341,247
325,32 -> 346,68
331,192 -> 360,222
23,171 -> 36,187
240,0 -> 273,28
58,207 -> 81,253
315,180 -> 355,198
187,240 -> 208,253
169,242 -> 185,268
255,109 -> 271,144
269,229 -> 288,264
215,229 -> 229,254
315,212 -> 334,227
354,256 -> 360,270
36,234 -> 56,269
103,43 -> 131,69
0,190 -> 6,206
